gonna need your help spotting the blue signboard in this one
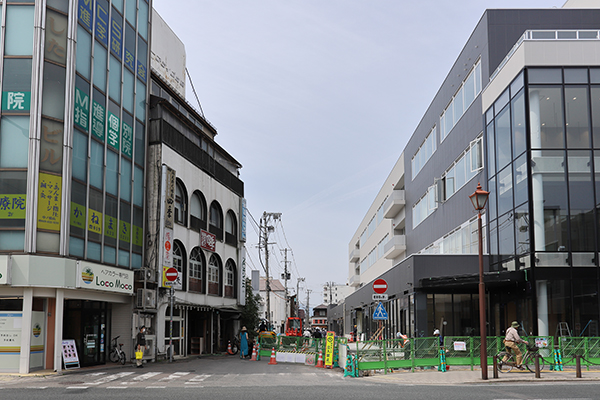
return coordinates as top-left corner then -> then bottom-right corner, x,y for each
110,12 -> 123,59
373,302 -> 388,320
78,0 -> 93,31
95,0 -> 109,46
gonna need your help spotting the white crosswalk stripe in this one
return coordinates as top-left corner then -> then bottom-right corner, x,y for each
184,374 -> 211,384
121,371 -> 161,385
158,371 -> 190,382
83,371 -> 135,385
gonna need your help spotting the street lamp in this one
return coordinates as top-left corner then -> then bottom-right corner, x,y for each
469,182 -> 489,380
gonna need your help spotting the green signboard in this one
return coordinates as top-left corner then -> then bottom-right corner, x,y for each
107,111 -> 120,151
2,91 -> 31,111
74,88 -> 90,132
0,194 -> 26,219
91,100 -> 105,140
122,122 -> 133,158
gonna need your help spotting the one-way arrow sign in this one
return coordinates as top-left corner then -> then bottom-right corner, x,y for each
373,302 -> 388,320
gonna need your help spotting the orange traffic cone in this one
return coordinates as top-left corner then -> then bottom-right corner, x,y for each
268,347 -> 277,365
227,341 -> 234,355
315,350 -> 324,368
250,343 -> 257,361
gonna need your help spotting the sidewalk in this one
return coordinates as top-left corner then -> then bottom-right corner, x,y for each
362,366 -> 600,385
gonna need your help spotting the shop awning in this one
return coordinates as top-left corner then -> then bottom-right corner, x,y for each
214,306 -> 242,320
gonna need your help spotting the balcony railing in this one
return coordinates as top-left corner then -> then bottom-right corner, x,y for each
384,235 -> 406,260
383,190 -> 405,219
349,248 -> 360,262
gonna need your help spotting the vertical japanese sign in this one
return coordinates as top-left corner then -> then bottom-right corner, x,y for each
74,87 -> 89,132
70,202 -> 85,229
45,9 -> 67,65
240,198 -> 247,242
119,220 -> 130,243
94,0 -> 108,46
160,165 -> 176,288
107,111 -> 120,151
137,58 -> 147,82
133,225 -> 143,247
164,166 -> 175,229
324,331 -> 335,368
239,247 -> 246,306
91,100 -> 105,141
78,0 -> 92,31
37,173 -> 62,231
122,122 -> 133,158
0,195 -> 26,219
110,11 -> 123,59
88,209 -> 102,235
40,119 -> 64,174
2,92 -> 30,112
104,215 -> 117,240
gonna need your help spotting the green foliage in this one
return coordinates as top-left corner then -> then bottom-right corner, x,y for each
240,277 -> 262,339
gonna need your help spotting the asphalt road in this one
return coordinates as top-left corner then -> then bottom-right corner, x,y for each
1,355 -> 600,399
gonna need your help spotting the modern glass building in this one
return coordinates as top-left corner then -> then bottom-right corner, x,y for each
341,2 -> 600,341
0,0 -> 151,373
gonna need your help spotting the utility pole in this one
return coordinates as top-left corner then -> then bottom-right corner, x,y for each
306,289 -> 312,330
296,278 -> 304,318
281,248 -> 291,321
260,212 -> 281,329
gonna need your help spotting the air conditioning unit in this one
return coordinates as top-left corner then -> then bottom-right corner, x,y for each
137,288 -> 156,309
146,268 -> 157,283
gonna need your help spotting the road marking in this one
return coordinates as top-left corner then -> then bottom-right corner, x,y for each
84,371 -> 135,385
185,374 -> 211,384
85,372 -> 106,376
27,386 -> 47,389
67,386 -> 89,389
121,371 -> 162,384
107,386 -> 128,389
147,386 -> 166,389
159,372 -> 190,382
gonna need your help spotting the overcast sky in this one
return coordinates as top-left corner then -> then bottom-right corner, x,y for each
152,0 -> 564,306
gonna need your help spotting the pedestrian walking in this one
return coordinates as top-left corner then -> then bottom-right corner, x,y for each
136,326 -> 146,368
240,326 -> 249,359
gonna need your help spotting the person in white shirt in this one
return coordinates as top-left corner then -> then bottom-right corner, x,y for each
502,321 -> 528,368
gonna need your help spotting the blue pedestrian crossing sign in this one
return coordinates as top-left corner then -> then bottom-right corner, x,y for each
373,302 -> 388,320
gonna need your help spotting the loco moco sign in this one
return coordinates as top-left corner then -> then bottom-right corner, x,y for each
76,261 -> 134,294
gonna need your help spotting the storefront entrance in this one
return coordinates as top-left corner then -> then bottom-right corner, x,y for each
63,300 -> 108,367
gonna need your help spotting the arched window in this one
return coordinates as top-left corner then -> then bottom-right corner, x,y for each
190,191 -> 207,231
174,179 -> 187,226
172,240 -> 186,290
224,259 -> 236,298
207,254 -> 221,295
209,201 -> 223,240
225,210 -> 237,246
189,247 -> 205,293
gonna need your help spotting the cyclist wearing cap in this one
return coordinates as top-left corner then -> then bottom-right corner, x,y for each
503,321 -> 528,368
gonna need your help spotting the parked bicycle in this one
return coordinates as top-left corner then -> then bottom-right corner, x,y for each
497,342 -> 545,373
109,335 -> 127,365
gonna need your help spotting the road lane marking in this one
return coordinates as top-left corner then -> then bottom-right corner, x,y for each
84,371 -> 135,385
121,371 -> 162,384
185,374 -> 211,384
158,372 -> 190,382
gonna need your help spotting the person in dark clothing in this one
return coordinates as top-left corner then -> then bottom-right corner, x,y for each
136,326 -> 146,368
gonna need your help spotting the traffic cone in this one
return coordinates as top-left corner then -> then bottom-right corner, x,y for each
315,349 -> 324,368
227,341 -> 233,355
268,347 -> 277,365
250,343 -> 257,361
256,343 -> 261,361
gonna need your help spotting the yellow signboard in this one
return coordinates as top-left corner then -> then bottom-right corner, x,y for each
324,331 -> 335,367
37,172 -> 62,231
88,209 -> 103,234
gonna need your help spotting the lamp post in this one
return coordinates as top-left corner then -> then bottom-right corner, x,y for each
469,182 -> 490,380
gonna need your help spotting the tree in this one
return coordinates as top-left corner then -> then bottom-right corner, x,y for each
240,277 -> 262,339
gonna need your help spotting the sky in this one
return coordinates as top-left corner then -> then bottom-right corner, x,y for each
151,0 -> 564,306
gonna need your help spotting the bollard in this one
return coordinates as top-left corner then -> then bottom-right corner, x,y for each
534,354 -> 541,378
576,355 -> 582,378
492,355 -> 498,379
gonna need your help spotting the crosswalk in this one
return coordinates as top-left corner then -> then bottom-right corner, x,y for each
1,370 -> 344,390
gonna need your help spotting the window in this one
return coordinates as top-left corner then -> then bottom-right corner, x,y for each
225,210 -> 237,246
209,201 -> 223,240
174,179 -> 187,226
440,135 -> 483,203
224,259 -> 235,298
190,191 -> 207,231
412,126 -> 437,179
413,185 -> 437,228
173,240 -> 185,289
208,254 -> 221,295
440,60 -> 482,141
189,247 -> 204,293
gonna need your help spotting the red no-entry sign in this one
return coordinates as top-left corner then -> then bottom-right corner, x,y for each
165,267 -> 178,282
373,279 -> 388,294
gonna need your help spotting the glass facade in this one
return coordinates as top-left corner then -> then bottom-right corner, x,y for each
0,0 -> 149,269
485,67 -> 600,336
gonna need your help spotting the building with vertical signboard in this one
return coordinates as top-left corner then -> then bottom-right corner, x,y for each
144,10 -> 246,358
343,1 -> 600,342
0,0 -> 151,373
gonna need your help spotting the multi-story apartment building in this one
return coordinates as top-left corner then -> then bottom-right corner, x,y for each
257,277 -> 286,332
341,0 -> 600,341
322,282 -> 353,306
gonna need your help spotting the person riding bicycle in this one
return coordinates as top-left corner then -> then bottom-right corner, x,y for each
502,321 -> 528,369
